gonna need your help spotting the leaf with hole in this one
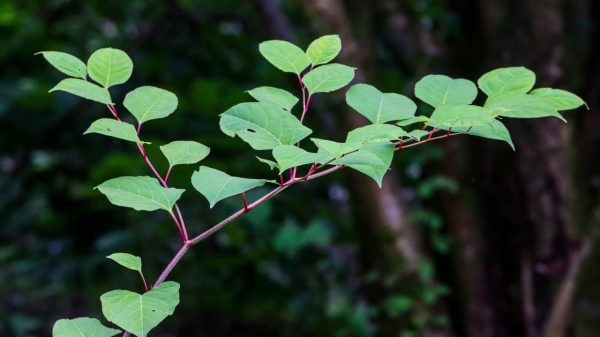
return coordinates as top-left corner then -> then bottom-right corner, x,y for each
124,86 -> 178,125
100,281 -> 180,337
50,78 -> 112,104
52,317 -> 120,337
478,67 -> 535,97
87,48 -> 133,88
84,118 -> 144,143
258,40 -> 310,74
96,176 -> 184,212
191,166 -> 266,208
160,141 -> 210,168
37,51 -> 87,79
272,145 -> 330,173
247,86 -> 298,111
220,102 -> 312,150
415,75 -> 478,108
302,63 -> 355,94
529,88 -> 586,111
306,35 -> 341,66
107,253 -> 142,273
334,142 -> 395,187
346,84 -> 416,123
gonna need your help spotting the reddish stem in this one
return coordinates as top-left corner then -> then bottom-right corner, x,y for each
242,192 -> 249,213
140,272 -> 149,291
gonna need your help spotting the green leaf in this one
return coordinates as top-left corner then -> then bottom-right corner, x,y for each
220,102 -> 312,150
37,51 -> 87,79
529,88 -> 586,111
100,281 -> 180,337
247,86 -> 298,111
53,317 -> 120,337
49,78 -> 112,104
87,48 -> 133,88
84,118 -> 143,143
256,156 -> 278,170
428,105 -> 494,129
346,84 -> 416,123
107,253 -> 142,273
455,119 -> 515,150
396,116 -> 430,127
306,35 -> 342,66
346,124 -> 408,144
96,176 -> 184,212
160,141 -> 210,168
485,94 -> 565,121
478,67 -> 535,97
302,63 -> 355,94
414,75 -> 478,107
335,142 -> 395,187
258,40 -> 311,74
406,129 -> 429,140
124,86 -> 178,125
311,138 -> 361,159
191,166 -> 266,208
272,145 -> 330,173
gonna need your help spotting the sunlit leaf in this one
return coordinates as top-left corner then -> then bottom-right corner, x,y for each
84,118 -> 143,143
87,48 -> 133,88
258,40 -> 311,74
478,67 -> 535,97
100,281 -> 180,337
414,75 -> 478,107
485,94 -> 565,121
335,142 -> 395,187
428,105 -> 494,129
124,86 -> 178,125
50,78 -> 112,104
306,35 -> 341,66
96,176 -> 184,212
529,88 -> 586,111
247,86 -> 298,111
220,102 -> 312,150
302,63 -> 355,94
272,145 -> 330,173
37,51 -> 87,79
346,84 -> 416,123
346,124 -> 408,144
191,166 -> 266,208
52,317 -> 120,337
160,141 -> 210,168
311,138 -> 361,159
107,252 -> 142,273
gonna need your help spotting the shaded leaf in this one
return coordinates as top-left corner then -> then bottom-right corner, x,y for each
529,88 -> 586,111
272,145 -> 330,173
84,118 -> 143,143
37,51 -> 86,79
220,102 -> 312,150
258,40 -> 310,74
191,166 -> 266,208
335,142 -> 395,187
302,63 -> 355,94
346,124 -> 407,144
247,86 -> 298,111
107,253 -> 142,273
52,317 -> 120,337
87,48 -> 133,88
346,84 -> 416,123
124,86 -> 178,125
414,75 -> 478,107
306,35 -> 341,66
160,141 -> 210,168
96,176 -> 184,212
478,67 -> 535,97
50,78 -> 111,104
100,281 -> 180,337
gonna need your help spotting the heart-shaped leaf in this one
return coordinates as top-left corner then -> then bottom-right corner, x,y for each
247,86 -> 298,111
220,102 -> 312,150
37,51 -> 87,79
50,78 -> 112,104
302,63 -> 355,94
272,145 -> 331,173
191,166 -> 266,208
346,83 -> 416,123
87,48 -> 133,88
414,75 -> 478,107
100,281 -> 180,337
124,86 -> 178,125
52,317 -> 120,337
160,141 -> 210,168
84,119 -> 144,143
107,253 -> 142,273
259,40 -> 311,74
306,35 -> 342,66
478,67 -> 535,97
96,176 -> 184,212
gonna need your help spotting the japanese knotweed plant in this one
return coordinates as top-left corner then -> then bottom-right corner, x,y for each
38,35 -> 586,337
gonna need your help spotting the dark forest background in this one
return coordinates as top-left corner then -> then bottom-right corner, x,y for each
1,1 -> 599,336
